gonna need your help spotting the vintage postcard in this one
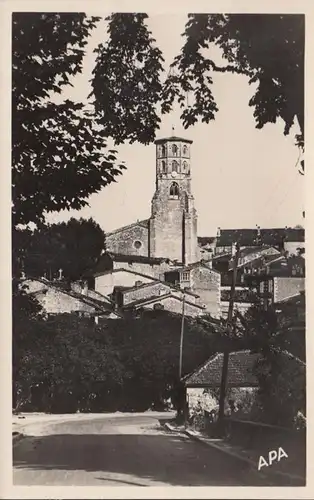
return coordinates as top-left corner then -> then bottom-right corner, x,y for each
1,0 -> 313,498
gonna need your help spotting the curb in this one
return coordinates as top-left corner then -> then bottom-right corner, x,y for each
165,423 -> 304,486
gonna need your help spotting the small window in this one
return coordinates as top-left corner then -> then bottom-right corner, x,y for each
161,145 -> 166,156
172,144 -> 178,156
161,160 -> 166,173
172,160 -> 178,172
133,240 -> 142,249
183,145 -> 187,155
181,271 -> 190,281
169,182 -> 179,198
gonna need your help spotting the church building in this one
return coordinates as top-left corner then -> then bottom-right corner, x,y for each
105,135 -> 199,265
87,134 -> 221,318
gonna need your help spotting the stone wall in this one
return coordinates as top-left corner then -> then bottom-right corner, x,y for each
36,288 -> 95,315
274,277 -> 305,303
122,282 -> 171,306
105,222 -> 149,257
95,270 -> 154,297
190,266 -> 221,318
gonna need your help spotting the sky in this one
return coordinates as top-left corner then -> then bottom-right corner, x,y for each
46,13 -> 304,237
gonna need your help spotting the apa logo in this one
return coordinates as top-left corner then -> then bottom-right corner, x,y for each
258,447 -> 288,470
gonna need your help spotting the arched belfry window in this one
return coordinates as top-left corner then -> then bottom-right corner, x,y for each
170,182 -> 179,198
161,160 -> 166,173
172,160 -> 178,172
183,145 -> 187,155
172,144 -> 178,156
161,145 -> 166,157
183,161 -> 188,171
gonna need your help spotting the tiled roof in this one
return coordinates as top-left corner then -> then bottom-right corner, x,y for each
122,279 -> 199,298
108,252 -> 169,265
123,292 -> 205,311
92,267 -> 159,281
155,135 -> 193,144
239,246 -> 265,257
179,261 -> 220,275
183,350 -> 260,388
197,236 -> 216,246
217,227 -> 305,247
106,219 -> 149,236
88,253 -> 172,277
24,277 -> 113,313
217,229 -> 258,246
265,255 -> 305,277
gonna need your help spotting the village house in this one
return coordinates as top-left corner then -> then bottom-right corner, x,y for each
21,277 -> 119,320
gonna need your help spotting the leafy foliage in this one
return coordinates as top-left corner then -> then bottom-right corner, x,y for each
12,13 -> 126,227
90,14 -> 165,145
236,301 -> 306,427
162,14 -> 304,171
23,217 -> 106,280
13,310 -> 219,412
14,314 -> 124,412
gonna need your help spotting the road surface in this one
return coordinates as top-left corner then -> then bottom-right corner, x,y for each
13,412 -> 265,486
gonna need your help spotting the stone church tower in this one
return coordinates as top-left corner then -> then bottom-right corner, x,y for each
149,135 -> 198,264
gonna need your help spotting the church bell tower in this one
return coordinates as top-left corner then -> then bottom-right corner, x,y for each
149,134 -> 198,264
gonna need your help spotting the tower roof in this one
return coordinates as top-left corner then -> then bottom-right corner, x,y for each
155,135 -> 193,145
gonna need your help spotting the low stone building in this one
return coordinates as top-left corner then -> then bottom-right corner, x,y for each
21,277 -> 118,319
112,279 -> 205,317
183,350 -> 260,417
164,261 -> 221,318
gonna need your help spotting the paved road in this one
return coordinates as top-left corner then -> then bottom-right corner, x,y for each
13,413 -> 264,486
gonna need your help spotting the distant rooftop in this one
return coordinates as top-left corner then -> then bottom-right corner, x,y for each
217,227 -> 304,246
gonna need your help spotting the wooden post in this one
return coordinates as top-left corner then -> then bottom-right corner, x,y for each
217,242 -> 240,436
179,292 -> 186,380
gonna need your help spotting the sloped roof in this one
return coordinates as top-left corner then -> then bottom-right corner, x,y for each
109,252 -> 170,265
179,261 -> 220,276
121,279 -> 199,298
87,252 -> 171,277
217,227 -> 305,247
198,236 -> 216,246
183,350 -> 260,388
217,229 -> 258,247
23,277 -> 113,313
123,292 -> 205,311
106,219 -> 149,236
92,267 -> 159,281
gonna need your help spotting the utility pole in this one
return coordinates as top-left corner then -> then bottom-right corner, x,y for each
175,290 -> 186,422
217,242 -> 240,436
179,291 -> 186,380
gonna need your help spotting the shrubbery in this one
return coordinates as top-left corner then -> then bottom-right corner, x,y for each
13,303 -> 218,413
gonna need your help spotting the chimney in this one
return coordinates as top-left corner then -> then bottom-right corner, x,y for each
217,227 -> 221,238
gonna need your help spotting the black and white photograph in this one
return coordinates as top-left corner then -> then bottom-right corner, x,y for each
4,2 -> 310,496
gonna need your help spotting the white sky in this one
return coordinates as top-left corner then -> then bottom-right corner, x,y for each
46,13 -> 304,236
